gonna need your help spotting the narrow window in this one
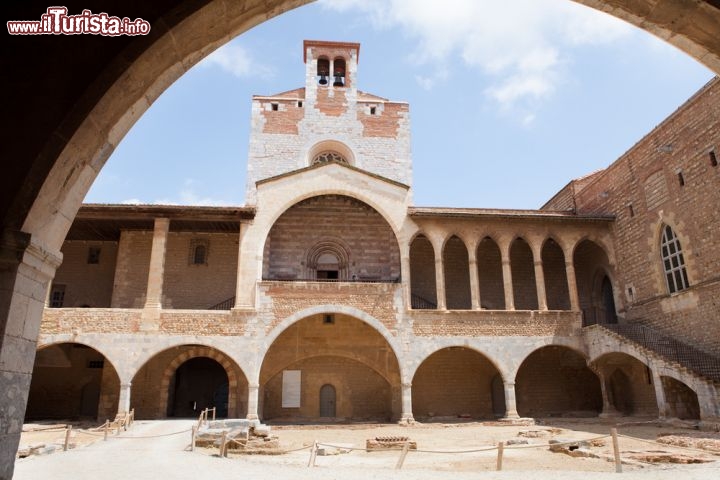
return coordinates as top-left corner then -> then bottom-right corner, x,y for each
297,101 -> 303,108
87,246 -> 101,264
189,239 -> 209,265
50,284 -> 65,308
193,245 -> 206,265
627,203 -> 635,218
711,150 -> 718,167
317,58 -> 330,85
333,58 -> 346,87
370,106 -> 376,115
271,103 -> 278,111
323,314 -> 335,324
660,224 -> 690,294
677,171 -> 685,186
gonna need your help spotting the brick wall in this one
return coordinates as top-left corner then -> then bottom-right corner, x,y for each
412,348 -> 501,419
411,310 -> 581,337
163,232 -> 238,309
516,346 -> 602,416
543,78 -> 720,354
52,240 -> 118,308
263,195 -> 400,282
111,230 -> 151,308
443,236 -> 471,309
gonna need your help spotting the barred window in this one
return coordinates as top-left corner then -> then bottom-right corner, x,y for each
189,239 -> 209,265
660,225 -> 689,294
50,284 -> 65,308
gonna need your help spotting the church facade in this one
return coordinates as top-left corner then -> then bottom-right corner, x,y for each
29,41 -> 720,425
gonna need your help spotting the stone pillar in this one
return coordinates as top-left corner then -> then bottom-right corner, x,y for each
434,247 -> 446,310
118,382 -> 132,414
468,249 -> 481,310
533,258 -> 548,311
651,369 -> 668,419
501,250 -> 515,311
503,381 -> 520,419
400,382 -> 415,424
596,371 -> 620,418
400,252 -> 411,310
234,221 -> 251,309
0,230 -> 61,480
565,261 -> 580,311
143,218 -> 170,309
247,383 -> 260,420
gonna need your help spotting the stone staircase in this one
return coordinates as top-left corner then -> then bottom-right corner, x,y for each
208,296 -> 235,310
586,323 -> 720,385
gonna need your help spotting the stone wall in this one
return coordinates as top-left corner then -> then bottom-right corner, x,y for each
52,240 -> 118,308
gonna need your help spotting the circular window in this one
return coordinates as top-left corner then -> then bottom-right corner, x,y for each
312,151 -> 347,165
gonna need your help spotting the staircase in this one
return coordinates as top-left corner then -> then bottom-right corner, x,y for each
410,293 -> 437,310
587,323 -> 720,384
208,297 -> 235,310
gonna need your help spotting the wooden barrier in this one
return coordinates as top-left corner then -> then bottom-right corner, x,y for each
63,425 -> 72,451
611,428 -> 622,473
496,442 -> 504,471
191,426 -> 197,452
103,420 -> 109,441
395,442 -> 410,470
307,441 -> 318,467
220,431 -> 228,458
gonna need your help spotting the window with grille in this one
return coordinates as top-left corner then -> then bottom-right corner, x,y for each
87,246 -> 101,264
312,151 -> 347,165
189,239 -> 209,265
660,225 -> 689,294
50,284 -> 65,308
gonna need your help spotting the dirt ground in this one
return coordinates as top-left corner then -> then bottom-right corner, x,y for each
19,417 -> 720,473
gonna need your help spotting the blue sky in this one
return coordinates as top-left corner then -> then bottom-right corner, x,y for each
85,0 -> 715,209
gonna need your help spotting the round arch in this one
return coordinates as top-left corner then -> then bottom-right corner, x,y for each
306,139 -> 356,166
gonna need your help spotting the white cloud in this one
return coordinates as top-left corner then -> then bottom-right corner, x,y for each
122,189 -> 235,207
320,0 -> 633,115
200,42 -> 273,78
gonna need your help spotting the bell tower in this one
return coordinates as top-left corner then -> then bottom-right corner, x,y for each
303,40 -> 360,108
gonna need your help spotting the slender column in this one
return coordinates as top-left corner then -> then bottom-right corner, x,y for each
468,248 -> 481,310
400,253 -> 411,310
651,368 -> 668,419
247,383 -> 260,420
118,383 -> 132,414
144,218 -> 170,309
0,230 -> 62,480
503,381 -> 520,419
596,372 -> 620,418
434,247 -> 446,310
565,261 -> 580,311
400,383 -> 415,424
500,248 -> 515,310
234,221 -> 250,308
533,257 -> 548,311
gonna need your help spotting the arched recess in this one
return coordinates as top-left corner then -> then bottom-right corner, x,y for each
412,347 -> 504,420
542,238 -> 570,310
477,236 -> 505,309
591,352 -> 659,416
25,342 -> 120,422
130,345 -> 248,420
410,234 -> 437,309
510,238 -> 538,310
262,195 -> 400,282
662,376 -> 701,420
516,345 -> 602,417
443,236 -> 471,310
259,313 -> 401,422
307,139 -> 355,166
573,239 -> 617,326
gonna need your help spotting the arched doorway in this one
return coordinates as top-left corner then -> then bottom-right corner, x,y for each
412,347 -> 503,421
260,313 -> 401,422
662,376 -> 701,420
573,240 -> 616,326
168,357 -> 229,418
25,343 -> 120,422
516,346 -> 602,417
592,352 -> 658,416
130,345 -> 247,419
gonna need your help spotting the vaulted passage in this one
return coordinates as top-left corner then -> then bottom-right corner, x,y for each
260,314 -> 401,422
516,346 -> 602,417
410,235 -> 437,309
591,352 -> 658,416
412,347 -> 503,421
574,240 -> 617,326
130,345 -> 247,419
662,376 -> 700,420
263,195 -> 400,282
26,343 -> 119,422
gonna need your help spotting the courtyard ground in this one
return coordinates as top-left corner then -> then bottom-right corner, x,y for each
14,417 -> 720,480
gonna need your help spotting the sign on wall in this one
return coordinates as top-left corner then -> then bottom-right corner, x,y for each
282,370 -> 301,408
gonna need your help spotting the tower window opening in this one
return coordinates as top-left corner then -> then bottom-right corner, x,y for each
317,58 -> 330,86
297,101 -> 303,108
677,170 -> 685,186
370,106 -> 377,115
333,58 -> 346,87
710,150 -> 718,167
271,103 -> 278,111
628,203 -> 635,218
